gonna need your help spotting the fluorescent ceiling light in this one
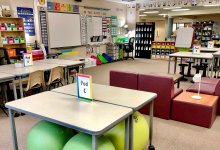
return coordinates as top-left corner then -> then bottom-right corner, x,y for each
158,14 -> 167,16
139,14 -> 147,16
171,9 -> 190,11
203,4 -> 220,7
163,7 -> 182,10
143,11 -> 159,14
139,8 -> 145,11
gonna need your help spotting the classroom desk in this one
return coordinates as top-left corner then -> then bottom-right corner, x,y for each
0,73 -> 17,100
52,83 -> 157,150
5,91 -> 133,150
200,47 -> 220,53
211,51 -> 220,77
36,59 -> 85,84
0,63 -> 59,98
168,52 -> 213,76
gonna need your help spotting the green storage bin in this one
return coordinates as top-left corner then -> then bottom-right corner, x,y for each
97,53 -> 108,64
20,38 -> 25,43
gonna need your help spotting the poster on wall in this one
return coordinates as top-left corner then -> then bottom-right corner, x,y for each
17,7 -> 35,36
37,0 -> 47,7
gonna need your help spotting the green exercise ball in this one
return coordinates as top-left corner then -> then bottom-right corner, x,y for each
104,111 -> 149,150
63,133 -> 115,150
26,120 -> 75,150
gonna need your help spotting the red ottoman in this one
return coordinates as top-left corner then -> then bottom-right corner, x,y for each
172,92 -> 218,128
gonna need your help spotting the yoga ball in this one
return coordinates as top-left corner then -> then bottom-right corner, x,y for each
104,111 -> 149,150
26,120 -> 75,150
63,133 -> 115,150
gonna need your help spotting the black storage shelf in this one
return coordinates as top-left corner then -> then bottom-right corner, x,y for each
135,22 -> 155,59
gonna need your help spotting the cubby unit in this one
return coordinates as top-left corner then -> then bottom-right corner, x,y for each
135,22 -> 155,59
0,17 -> 26,59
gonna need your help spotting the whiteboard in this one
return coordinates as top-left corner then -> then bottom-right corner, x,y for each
175,27 -> 194,48
86,16 -> 103,44
48,12 -> 81,48
92,17 -> 102,36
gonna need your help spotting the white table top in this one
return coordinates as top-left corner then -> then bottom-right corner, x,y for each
0,72 -> 15,81
200,47 -> 220,52
169,52 -> 213,59
52,83 -> 157,110
5,91 -> 132,135
37,59 -> 84,67
0,63 -> 59,76
213,51 -> 220,56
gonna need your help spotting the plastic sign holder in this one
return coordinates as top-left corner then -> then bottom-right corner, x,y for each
23,52 -> 33,67
192,44 -> 201,54
207,41 -> 214,49
76,74 -> 93,102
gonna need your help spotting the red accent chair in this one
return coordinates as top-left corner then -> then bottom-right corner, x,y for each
138,74 -> 183,119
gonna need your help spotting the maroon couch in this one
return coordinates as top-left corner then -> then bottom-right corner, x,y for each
138,74 -> 183,119
110,70 -> 138,90
187,77 -> 220,115
110,70 -> 183,120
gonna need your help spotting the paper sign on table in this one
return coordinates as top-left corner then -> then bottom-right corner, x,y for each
192,44 -> 200,54
76,74 -> 93,101
23,53 -> 33,67
207,41 -> 214,49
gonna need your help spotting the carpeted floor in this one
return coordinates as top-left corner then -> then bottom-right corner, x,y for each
1,59 -> 220,150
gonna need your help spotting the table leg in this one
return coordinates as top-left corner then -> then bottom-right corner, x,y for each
64,67 -> 68,85
168,57 -> 171,74
148,100 -> 155,150
92,135 -> 98,150
211,58 -> 215,78
174,57 -> 177,74
19,76 -> 23,98
9,109 -> 18,150
81,65 -> 85,74
129,115 -> 133,150
124,116 -> 130,150
12,79 -> 17,100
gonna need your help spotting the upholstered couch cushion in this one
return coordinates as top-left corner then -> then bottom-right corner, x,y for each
110,70 -> 138,90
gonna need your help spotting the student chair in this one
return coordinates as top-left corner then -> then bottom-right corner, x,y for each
24,70 -> 45,96
46,67 -> 64,90
0,47 -> 11,65
124,37 -> 135,60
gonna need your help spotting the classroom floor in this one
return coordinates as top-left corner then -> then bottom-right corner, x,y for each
1,59 -> 220,150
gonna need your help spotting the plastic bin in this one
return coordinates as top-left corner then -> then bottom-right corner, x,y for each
1,38 -> 8,44
8,38 -> 14,44
7,49 -> 16,57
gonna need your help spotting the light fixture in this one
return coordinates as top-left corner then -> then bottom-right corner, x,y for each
192,74 -> 202,100
158,14 -> 167,16
143,11 -> 159,14
124,24 -> 128,28
163,7 -> 182,10
203,4 -> 220,7
139,8 -> 145,11
139,14 -> 147,17
171,8 -> 190,12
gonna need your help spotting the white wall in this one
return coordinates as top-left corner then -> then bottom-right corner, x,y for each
0,0 -> 127,58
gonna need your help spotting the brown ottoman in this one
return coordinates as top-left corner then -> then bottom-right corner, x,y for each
172,91 -> 218,128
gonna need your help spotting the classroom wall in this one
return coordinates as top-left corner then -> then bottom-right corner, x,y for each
140,17 -> 166,41
0,0 -> 127,59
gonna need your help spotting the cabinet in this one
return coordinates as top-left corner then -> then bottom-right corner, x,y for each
151,41 -> 175,59
135,22 -> 155,59
0,17 -> 26,59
